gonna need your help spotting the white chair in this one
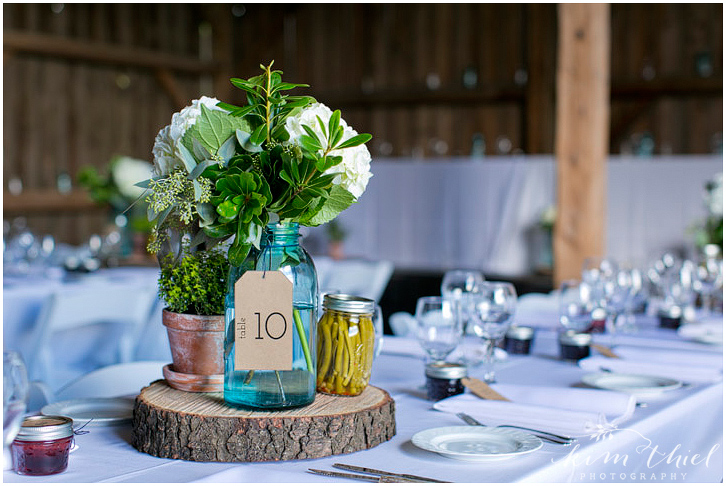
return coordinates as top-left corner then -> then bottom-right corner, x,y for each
317,257 -> 394,302
24,282 -> 158,388
54,361 -> 167,400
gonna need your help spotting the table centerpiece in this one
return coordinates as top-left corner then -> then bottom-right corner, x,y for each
140,61 -> 373,407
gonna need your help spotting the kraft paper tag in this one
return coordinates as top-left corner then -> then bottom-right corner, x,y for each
461,377 -> 511,401
234,270 -> 293,371
591,344 -> 621,359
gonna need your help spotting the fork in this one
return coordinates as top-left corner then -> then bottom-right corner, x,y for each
456,412 -> 574,445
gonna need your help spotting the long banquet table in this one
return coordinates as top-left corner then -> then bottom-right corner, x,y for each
4,316 -> 723,483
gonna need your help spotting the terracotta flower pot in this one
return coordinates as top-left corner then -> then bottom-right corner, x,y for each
162,309 -> 224,392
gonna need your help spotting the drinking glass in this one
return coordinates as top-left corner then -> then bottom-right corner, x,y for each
414,296 -> 463,362
558,280 -> 597,333
440,270 -> 485,332
4,351 -> 28,468
696,245 -> 723,315
469,282 -> 517,383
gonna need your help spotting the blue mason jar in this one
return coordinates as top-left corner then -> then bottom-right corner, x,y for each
224,222 -> 317,409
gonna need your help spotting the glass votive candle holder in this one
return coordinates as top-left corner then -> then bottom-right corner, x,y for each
11,415 -> 74,476
504,326 -> 534,355
425,361 -> 467,401
559,332 -> 592,361
658,305 -> 682,330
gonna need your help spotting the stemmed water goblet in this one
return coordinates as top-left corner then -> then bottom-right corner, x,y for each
414,296 -> 463,363
4,351 -> 28,469
469,282 -> 517,383
558,280 -> 597,334
696,245 -> 723,315
441,270 -> 485,366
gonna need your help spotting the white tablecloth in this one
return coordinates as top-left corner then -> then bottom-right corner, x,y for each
4,317 -> 722,483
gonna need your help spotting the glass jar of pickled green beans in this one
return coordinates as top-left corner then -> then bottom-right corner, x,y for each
316,294 -> 376,396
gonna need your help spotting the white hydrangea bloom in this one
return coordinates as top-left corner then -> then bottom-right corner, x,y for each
152,96 -> 225,177
284,102 -> 372,199
112,157 -> 154,200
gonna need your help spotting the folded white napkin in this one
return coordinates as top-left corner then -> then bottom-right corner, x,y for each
613,346 -> 723,369
434,383 -> 636,437
579,356 -> 722,384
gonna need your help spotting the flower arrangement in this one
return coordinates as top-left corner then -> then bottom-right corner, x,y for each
139,61 -> 372,314
692,173 -> 723,252
78,155 -> 155,234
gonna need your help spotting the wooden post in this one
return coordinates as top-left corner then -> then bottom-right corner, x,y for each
554,4 -> 611,286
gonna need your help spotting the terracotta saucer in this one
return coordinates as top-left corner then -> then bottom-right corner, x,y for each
162,364 -> 223,393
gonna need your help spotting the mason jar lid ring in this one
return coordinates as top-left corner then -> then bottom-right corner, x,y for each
425,361 -> 468,379
15,415 -> 74,441
323,294 -> 375,314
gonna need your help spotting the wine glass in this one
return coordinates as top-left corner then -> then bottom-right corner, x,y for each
696,245 -> 723,315
441,270 -> 485,366
469,282 -> 517,383
558,280 -> 597,334
4,351 -> 28,468
440,270 -> 485,331
582,257 -> 618,333
414,296 -> 463,363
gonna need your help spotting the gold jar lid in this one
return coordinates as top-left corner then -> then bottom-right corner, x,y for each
15,415 -> 73,441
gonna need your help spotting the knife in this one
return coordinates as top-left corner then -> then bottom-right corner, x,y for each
334,463 -> 450,483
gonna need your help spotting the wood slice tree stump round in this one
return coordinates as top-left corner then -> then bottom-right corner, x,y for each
132,380 -> 395,462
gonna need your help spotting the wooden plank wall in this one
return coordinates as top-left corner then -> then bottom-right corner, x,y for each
3,3 -> 723,246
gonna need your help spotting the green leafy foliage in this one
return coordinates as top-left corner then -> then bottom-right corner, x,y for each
158,249 -> 228,315
144,60 -> 373,269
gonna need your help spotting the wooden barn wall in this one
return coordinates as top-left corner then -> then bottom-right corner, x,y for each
3,3 -> 723,246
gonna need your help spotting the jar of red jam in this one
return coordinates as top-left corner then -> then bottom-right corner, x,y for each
11,415 -> 73,476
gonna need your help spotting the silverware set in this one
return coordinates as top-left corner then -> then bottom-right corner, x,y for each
308,463 -> 449,483
456,412 -> 574,445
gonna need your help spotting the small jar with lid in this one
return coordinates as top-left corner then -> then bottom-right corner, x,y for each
316,294 -> 376,396
425,361 -> 467,401
504,326 -> 534,355
559,331 -> 592,361
11,415 -> 74,476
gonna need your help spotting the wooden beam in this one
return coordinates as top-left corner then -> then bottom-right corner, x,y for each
4,190 -> 101,214
154,69 -> 187,112
4,30 -> 218,74
554,4 -> 611,286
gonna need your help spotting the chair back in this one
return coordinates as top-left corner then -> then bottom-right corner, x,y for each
318,258 -> 394,302
25,282 -> 158,385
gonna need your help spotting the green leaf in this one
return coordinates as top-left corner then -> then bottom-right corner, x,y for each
335,133 -> 373,150
328,110 -> 341,143
193,179 -> 202,200
299,134 -> 323,152
188,160 -> 217,180
134,178 -> 155,189
192,138 -> 212,161
305,185 -> 356,226
218,135 -> 236,162
271,124 -> 290,142
301,124 -> 322,145
250,123 -> 266,146
217,199 -> 239,219
331,125 -> 344,148
228,240 -> 252,266
316,115 -> 327,139
178,143 -> 197,173
182,104 -> 252,155
197,203 -> 216,223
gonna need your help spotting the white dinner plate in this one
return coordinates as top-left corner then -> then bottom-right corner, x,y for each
678,323 -> 724,345
41,398 -> 135,426
581,372 -> 682,398
411,426 -> 542,462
